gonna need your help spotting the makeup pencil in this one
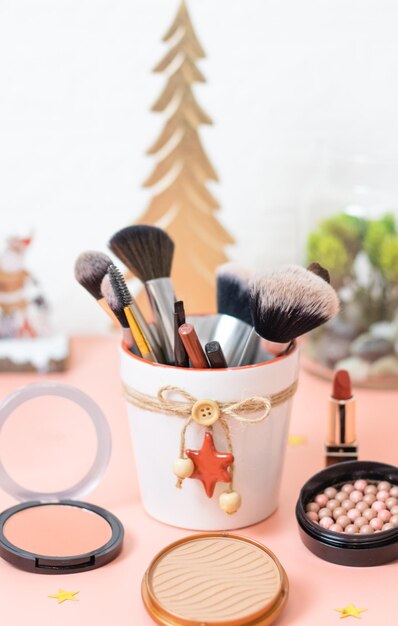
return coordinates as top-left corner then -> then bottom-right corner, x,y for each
174,301 -> 189,367
205,341 -> 228,368
178,323 -> 209,369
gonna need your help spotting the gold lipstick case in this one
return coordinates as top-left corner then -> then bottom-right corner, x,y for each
325,397 -> 358,467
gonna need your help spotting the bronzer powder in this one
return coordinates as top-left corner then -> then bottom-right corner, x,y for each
3,504 -> 112,557
142,534 -> 289,626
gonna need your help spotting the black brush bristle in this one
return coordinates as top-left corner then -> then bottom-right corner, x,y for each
100,273 -> 129,328
249,265 -> 339,343
74,251 -> 113,300
216,264 -> 253,326
108,264 -> 132,308
109,225 -> 174,282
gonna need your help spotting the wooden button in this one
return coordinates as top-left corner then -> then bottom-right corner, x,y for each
191,399 -> 220,426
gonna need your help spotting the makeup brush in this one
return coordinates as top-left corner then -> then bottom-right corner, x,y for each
74,251 -> 118,323
107,264 -> 164,363
216,262 -> 253,326
109,225 -> 176,364
249,264 -> 339,344
101,275 -> 134,350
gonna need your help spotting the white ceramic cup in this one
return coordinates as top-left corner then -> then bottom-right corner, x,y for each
120,333 -> 300,531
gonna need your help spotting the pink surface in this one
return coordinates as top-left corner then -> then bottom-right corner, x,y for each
0,335 -> 396,625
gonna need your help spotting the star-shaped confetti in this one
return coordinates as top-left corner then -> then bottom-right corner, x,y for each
288,434 -> 307,446
185,432 -> 234,497
48,589 -> 79,604
335,603 -> 367,619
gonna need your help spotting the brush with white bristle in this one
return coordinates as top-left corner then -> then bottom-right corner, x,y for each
249,265 -> 339,346
109,225 -> 176,363
216,262 -> 253,326
74,251 -> 118,324
107,264 -> 164,363
101,274 -> 135,350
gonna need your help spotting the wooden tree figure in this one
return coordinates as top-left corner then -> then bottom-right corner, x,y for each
136,0 -> 234,314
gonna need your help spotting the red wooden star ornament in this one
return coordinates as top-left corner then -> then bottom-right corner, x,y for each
185,432 -> 234,497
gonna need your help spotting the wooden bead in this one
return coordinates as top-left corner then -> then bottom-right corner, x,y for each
173,457 -> 194,479
219,491 -> 241,515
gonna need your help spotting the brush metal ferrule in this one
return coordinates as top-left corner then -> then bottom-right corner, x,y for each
327,397 -> 356,445
145,277 -> 176,364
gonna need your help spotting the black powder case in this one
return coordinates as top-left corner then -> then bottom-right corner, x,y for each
296,460 -> 398,567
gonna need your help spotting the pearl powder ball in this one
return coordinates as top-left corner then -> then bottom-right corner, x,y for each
378,481 -> 391,491
307,511 -> 318,522
319,508 -> 332,519
378,510 -> 391,523
383,523 -> 394,531
360,525 -> 374,534
332,507 -> 345,520
347,508 -> 361,521
386,497 -> 398,510
365,485 -> 377,495
327,499 -> 339,511
315,494 -> 329,507
342,499 -> 355,511
319,516 -> 334,529
372,501 -> 386,512
354,479 -> 367,491
354,517 -> 367,528
390,487 -> 398,498
342,483 -> 355,494
363,493 -> 376,505
390,505 -> 398,516
377,490 -> 389,502
369,517 -> 383,531
335,491 -> 346,503
306,502 -> 320,513
345,524 -> 358,534
362,508 -> 377,521
390,515 -> 398,526
324,487 -> 337,499
356,501 -> 368,513
350,490 -> 363,503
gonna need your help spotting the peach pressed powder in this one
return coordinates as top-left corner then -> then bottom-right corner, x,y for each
3,504 -> 112,557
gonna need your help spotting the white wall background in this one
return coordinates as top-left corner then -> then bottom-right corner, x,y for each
1,0 -> 398,333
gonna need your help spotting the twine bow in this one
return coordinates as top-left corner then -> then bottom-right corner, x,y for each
123,380 -> 298,492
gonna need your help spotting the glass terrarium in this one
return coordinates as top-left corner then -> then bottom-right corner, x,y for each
302,151 -> 398,389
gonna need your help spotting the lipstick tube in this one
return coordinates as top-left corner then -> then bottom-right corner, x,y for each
325,395 -> 358,467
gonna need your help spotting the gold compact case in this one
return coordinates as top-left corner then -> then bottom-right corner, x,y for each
142,533 -> 289,626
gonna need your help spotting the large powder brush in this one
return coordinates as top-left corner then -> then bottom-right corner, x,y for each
109,225 -> 176,363
249,264 -> 339,343
216,262 -> 253,327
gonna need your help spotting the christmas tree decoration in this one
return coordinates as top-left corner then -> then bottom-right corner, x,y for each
185,431 -> 234,498
48,589 -> 79,604
0,234 -> 69,372
334,603 -> 367,619
136,0 -> 234,314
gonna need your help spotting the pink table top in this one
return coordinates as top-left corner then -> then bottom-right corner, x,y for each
0,336 -> 396,625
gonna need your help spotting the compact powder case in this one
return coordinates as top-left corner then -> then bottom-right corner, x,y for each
296,460 -> 398,567
142,533 -> 289,626
0,382 -> 124,574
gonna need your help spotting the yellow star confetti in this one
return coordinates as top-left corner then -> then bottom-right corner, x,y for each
335,603 -> 367,619
48,589 -> 79,604
288,434 -> 307,446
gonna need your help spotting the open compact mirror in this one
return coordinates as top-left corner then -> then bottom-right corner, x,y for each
0,382 -> 123,574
